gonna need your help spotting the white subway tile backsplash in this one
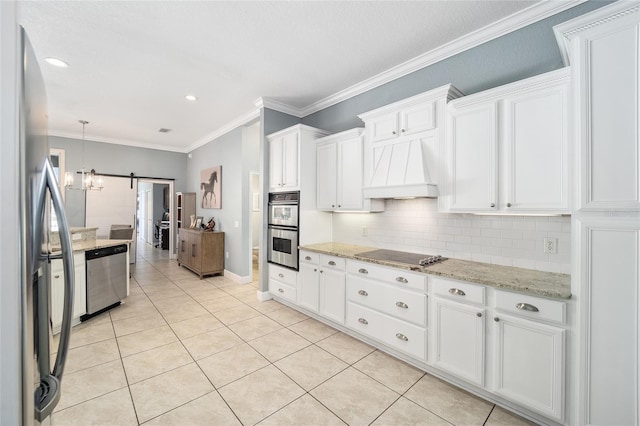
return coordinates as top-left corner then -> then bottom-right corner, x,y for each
332,199 -> 570,273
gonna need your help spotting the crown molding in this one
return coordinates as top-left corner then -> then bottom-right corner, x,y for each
48,131 -> 188,153
554,0 -> 639,66
300,0 -> 587,117
254,97 -> 304,117
186,108 -> 261,153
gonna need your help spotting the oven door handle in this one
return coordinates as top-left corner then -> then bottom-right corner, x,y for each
267,225 -> 298,232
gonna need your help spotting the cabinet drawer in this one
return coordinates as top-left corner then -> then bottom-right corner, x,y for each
347,260 -> 427,292
269,279 -> 296,303
269,264 -> 297,287
432,276 -> 485,305
495,290 -> 566,325
300,250 -> 319,264
347,276 -> 426,327
346,302 -> 426,361
320,255 -> 345,271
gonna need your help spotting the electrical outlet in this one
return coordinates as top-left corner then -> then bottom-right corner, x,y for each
544,237 -> 557,254
362,226 -> 368,237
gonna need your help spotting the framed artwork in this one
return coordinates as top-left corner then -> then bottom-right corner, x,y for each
195,216 -> 203,228
200,165 -> 221,209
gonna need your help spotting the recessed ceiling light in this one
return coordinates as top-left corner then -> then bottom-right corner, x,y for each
44,57 -> 69,68
185,95 -> 198,101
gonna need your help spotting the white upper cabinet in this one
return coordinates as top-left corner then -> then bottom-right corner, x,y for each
269,131 -> 299,192
442,68 -> 571,214
268,125 -> 330,193
446,102 -> 498,212
555,3 -> 640,212
316,128 -> 384,212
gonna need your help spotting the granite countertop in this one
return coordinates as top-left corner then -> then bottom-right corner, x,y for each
51,239 -> 132,254
300,242 -> 571,300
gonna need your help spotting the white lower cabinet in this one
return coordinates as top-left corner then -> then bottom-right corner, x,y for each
268,264 -> 297,303
287,254 -> 569,424
298,251 -> 346,324
346,261 -> 427,361
51,252 -> 87,333
346,301 -> 426,360
433,298 -> 485,386
492,313 -> 565,421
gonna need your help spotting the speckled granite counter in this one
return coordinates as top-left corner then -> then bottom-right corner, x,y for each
300,242 -> 571,300
51,239 -> 132,254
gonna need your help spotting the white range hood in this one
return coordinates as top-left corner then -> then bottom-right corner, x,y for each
358,84 -> 462,200
362,136 -> 439,199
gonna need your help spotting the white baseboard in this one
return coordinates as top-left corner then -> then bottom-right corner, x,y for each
256,290 -> 272,302
223,269 -> 252,284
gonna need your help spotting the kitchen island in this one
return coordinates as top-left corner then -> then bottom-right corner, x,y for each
50,227 -> 131,333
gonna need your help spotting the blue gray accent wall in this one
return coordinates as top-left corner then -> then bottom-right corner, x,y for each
301,0 -> 614,133
186,122 -> 260,279
50,135 -> 187,227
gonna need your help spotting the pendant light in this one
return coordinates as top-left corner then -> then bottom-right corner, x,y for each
64,120 -> 104,191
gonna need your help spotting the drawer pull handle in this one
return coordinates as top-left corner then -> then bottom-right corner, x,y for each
449,288 -> 466,296
54,274 -> 60,279
396,333 -> 408,341
396,277 -> 408,284
396,301 -> 408,309
278,288 -> 284,293
305,256 -> 312,261
516,302 -> 539,312
358,268 -> 368,274
278,273 -> 284,278
328,260 -> 336,266
358,290 -> 368,296
358,318 -> 368,325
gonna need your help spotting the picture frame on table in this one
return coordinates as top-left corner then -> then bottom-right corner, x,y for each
195,216 -> 203,228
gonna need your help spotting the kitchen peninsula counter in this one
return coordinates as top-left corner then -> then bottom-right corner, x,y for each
300,242 -> 571,299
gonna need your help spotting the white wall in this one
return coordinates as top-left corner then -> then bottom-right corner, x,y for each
332,198 -> 570,274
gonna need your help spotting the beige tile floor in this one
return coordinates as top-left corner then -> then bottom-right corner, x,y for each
51,241 -> 537,425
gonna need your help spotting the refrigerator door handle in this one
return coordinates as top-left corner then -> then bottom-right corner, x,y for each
33,158 -> 75,421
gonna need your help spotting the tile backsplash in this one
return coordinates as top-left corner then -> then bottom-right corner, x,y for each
330,199 -> 571,274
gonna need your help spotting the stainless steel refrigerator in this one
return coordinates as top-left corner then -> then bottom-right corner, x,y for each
5,25 -> 76,424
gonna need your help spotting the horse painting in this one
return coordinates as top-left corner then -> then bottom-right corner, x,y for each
200,166 -> 221,208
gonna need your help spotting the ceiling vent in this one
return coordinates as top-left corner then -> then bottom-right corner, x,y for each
158,128 -> 172,133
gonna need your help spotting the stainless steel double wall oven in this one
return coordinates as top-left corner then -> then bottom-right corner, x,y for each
267,191 -> 299,270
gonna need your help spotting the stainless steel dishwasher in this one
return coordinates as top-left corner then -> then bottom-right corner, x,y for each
82,244 -> 128,320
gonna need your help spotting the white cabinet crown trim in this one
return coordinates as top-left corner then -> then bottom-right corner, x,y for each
553,1 -> 640,66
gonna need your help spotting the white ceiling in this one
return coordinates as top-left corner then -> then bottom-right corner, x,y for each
18,0 -> 568,153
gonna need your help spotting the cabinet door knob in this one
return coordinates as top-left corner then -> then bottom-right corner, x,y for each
449,288 -> 466,296
278,288 -> 284,293
278,273 -> 284,278
490,203 -> 495,208
392,131 -> 397,135
54,275 -> 60,279
332,204 -> 335,208
401,128 -> 406,133
305,256 -> 311,261
477,312 -> 482,317
338,205 -> 341,208
358,290 -> 368,296
396,277 -> 408,284
507,203 -> 512,208
328,260 -> 336,266
516,302 -> 539,312
358,268 -> 368,274
314,268 -> 317,272
494,317 -> 500,322
396,301 -> 408,309
320,270 -> 324,274
358,318 -> 368,325
395,333 -> 408,341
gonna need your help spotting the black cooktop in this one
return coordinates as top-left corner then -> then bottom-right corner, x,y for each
354,249 -> 446,266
